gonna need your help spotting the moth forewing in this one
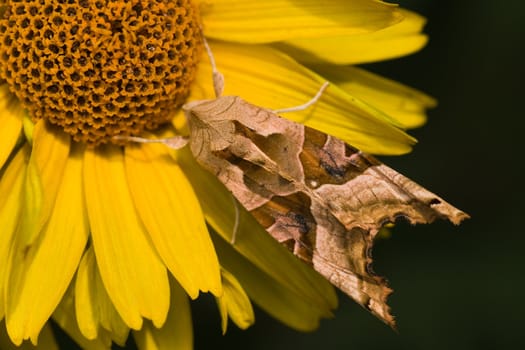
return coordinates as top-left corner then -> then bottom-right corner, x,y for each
186,94 -> 467,328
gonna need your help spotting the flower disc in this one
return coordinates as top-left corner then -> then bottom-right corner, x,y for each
0,0 -> 202,145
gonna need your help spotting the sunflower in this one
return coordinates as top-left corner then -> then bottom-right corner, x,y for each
0,0 -> 435,348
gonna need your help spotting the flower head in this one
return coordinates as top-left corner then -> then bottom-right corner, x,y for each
0,0 -> 435,348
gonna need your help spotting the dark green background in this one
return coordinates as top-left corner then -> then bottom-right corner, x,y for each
190,1 -> 525,349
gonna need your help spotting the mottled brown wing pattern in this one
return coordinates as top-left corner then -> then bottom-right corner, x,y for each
186,96 -> 468,327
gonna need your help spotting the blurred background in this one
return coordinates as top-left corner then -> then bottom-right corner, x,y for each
191,1 -> 525,349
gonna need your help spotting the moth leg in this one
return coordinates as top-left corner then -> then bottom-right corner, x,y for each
230,194 -> 240,245
273,82 -> 329,114
113,135 -> 189,150
201,29 -> 225,98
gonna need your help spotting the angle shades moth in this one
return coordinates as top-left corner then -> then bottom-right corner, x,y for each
119,38 -> 469,328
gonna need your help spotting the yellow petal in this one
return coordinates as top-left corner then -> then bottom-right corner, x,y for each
132,278 -> 193,350
215,268 -> 254,333
216,296 -> 228,334
0,85 -> 23,170
201,0 -> 403,43
175,148 -> 337,314
124,141 -> 221,299
0,321 -> 58,350
189,41 -> 415,155
212,231 -> 334,331
279,9 -> 428,64
84,146 -> 170,330
18,120 -> 70,246
5,145 -> 88,345
312,64 -> 437,128
0,146 -> 29,320
22,113 -> 35,145
75,248 -> 129,347
53,286 -> 112,350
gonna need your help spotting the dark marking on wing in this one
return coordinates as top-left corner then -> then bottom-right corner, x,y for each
250,192 -> 317,262
300,126 -> 374,186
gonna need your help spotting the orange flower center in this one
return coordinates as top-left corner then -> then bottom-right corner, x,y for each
0,0 -> 202,146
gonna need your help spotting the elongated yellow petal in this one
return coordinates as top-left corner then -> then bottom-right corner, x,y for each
84,146 -> 170,330
5,145 -> 88,346
0,146 -> 29,320
18,120 -> 70,246
0,85 -> 23,170
215,268 -> 254,333
22,113 -> 35,145
201,0 -> 402,43
212,232 -> 333,331
175,149 -> 337,314
53,286 -> 112,350
0,321 -> 58,350
216,296 -> 228,334
189,42 -> 415,155
124,141 -> 221,299
312,65 -> 437,128
75,248 -> 130,347
132,278 -> 193,350
280,9 -> 428,64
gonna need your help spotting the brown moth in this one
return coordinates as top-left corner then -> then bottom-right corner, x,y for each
120,38 -> 469,327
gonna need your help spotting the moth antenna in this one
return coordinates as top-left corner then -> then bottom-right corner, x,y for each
273,82 -> 329,114
230,194 -> 240,245
113,135 -> 189,149
201,31 -> 224,98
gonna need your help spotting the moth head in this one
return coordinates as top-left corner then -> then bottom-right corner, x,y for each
183,96 -> 238,124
